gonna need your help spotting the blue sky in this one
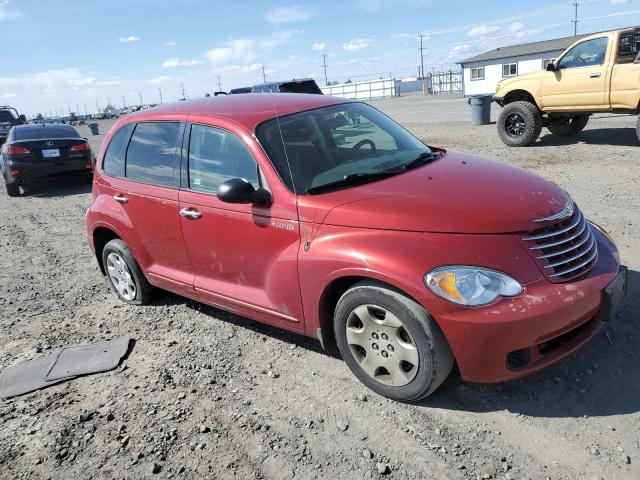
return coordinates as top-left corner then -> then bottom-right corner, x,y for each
1,0 -> 638,116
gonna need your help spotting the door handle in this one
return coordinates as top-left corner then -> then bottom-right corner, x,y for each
113,194 -> 128,204
179,208 -> 202,219
590,72 -> 601,78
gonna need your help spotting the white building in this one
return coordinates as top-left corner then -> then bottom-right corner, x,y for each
458,34 -> 588,96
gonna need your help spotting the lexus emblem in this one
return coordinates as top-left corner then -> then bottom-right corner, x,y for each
46,141 -> 54,146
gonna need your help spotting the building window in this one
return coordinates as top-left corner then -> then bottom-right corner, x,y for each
502,63 -> 517,77
470,67 -> 484,81
542,58 -> 557,69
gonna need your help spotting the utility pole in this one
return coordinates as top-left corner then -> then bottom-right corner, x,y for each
138,91 -> 143,106
96,101 -> 100,113
83,103 -> 88,115
322,54 -> 328,86
572,1 -> 579,36
159,88 -> 163,104
122,96 -> 126,108
180,83 -> 187,100
76,104 -> 79,114
217,75 -> 222,92
262,66 -> 267,83
419,34 -> 426,79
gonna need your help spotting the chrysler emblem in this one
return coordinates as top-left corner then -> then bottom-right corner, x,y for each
534,197 -> 574,222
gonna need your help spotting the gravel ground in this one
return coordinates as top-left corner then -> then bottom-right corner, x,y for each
1,95 -> 638,480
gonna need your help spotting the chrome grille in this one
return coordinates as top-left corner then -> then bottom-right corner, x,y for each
523,204 -> 598,282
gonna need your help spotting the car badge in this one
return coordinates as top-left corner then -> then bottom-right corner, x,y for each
534,198 -> 574,222
46,141 -> 54,146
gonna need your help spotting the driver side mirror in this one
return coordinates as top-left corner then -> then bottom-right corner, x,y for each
546,63 -> 556,72
217,178 -> 272,205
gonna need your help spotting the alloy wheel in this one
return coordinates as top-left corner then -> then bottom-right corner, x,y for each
505,113 -> 526,138
345,304 -> 419,386
106,252 -> 136,301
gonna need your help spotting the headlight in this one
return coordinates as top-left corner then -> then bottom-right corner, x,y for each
589,221 -> 620,263
425,266 -> 522,306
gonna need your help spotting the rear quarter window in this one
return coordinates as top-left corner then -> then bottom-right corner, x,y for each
103,124 -> 134,178
125,122 -> 181,187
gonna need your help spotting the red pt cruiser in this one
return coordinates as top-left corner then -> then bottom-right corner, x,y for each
86,94 -> 626,401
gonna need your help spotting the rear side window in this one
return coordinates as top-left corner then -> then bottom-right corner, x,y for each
103,124 -> 134,177
188,124 -> 259,194
126,122 -> 181,187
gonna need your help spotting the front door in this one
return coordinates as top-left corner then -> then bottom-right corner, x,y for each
178,123 -> 305,330
541,37 -> 610,110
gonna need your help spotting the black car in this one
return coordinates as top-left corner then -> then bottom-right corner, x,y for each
1,124 -> 93,197
0,106 -> 26,145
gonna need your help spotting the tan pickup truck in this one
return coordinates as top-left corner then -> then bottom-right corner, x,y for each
494,27 -> 640,146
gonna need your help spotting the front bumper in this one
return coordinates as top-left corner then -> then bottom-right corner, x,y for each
429,232 -> 624,383
4,157 -> 92,183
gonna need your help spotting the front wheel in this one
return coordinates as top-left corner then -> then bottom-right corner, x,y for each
547,114 -> 589,137
636,115 -> 640,145
334,280 -> 454,402
5,181 -> 19,197
102,239 -> 155,305
497,101 -> 543,147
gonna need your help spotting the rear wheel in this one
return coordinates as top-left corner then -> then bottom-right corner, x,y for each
334,280 -> 454,402
547,114 -> 589,137
5,181 -> 19,197
636,115 -> 640,144
102,239 -> 155,305
497,101 -> 543,147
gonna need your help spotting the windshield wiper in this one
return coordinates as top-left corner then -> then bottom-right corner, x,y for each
306,171 -> 400,195
401,151 -> 441,170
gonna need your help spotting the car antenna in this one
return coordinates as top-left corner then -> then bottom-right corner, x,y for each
268,90 -> 311,251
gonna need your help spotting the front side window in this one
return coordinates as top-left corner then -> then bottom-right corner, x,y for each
470,67 -> 484,80
103,123 -> 134,178
125,122 -> 181,187
256,103 -> 433,195
502,63 -> 517,77
558,38 -> 608,69
187,124 -> 259,194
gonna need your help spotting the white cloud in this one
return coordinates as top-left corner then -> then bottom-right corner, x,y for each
164,41 -> 177,46
390,32 -> 411,40
508,22 -> 524,33
448,44 -> 471,59
467,24 -> 499,37
206,38 -> 255,64
119,35 -> 140,43
266,6 -> 310,24
610,0 -> 628,5
2,93 -> 16,98
72,77 -> 97,86
0,0 -> 19,21
148,75 -> 172,84
356,0 -> 430,11
312,42 -> 326,51
240,63 -> 262,72
161,58 -> 203,68
343,39 -> 371,51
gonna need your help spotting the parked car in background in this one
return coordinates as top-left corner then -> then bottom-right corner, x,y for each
229,78 -> 323,95
494,27 -> 640,146
0,106 -> 26,145
85,94 -> 625,401
1,124 -> 93,196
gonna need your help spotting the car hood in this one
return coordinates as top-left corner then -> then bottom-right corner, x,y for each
297,150 -> 568,234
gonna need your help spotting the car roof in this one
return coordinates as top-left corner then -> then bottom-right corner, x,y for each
125,93 -> 349,131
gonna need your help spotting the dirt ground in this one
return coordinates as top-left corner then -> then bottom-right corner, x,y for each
1,95 -> 638,480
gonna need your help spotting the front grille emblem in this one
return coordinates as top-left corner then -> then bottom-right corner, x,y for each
534,198 -> 574,223
46,140 -> 54,146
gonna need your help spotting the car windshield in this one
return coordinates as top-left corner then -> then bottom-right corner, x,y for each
14,125 -> 81,140
256,103 -> 432,194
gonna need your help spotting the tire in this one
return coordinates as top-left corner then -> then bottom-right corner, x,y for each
5,181 -> 19,197
334,280 -> 454,402
497,101 -> 543,147
636,115 -> 640,145
102,239 -> 155,305
547,114 -> 589,137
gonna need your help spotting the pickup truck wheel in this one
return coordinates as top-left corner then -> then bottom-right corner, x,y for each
497,101 -> 543,147
547,114 -> 589,137
102,239 -> 155,305
334,280 -> 454,402
636,115 -> 640,144
5,181 -> 20,197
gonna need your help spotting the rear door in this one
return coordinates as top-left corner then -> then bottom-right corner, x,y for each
541,37 -> 611,110
178,121 -> 305,331
99,120 -> 195,293
610,30 -> 640,109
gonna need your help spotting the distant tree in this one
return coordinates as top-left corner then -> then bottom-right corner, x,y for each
345,78 -> 352,84
35,113 -> 44,121
104,104 -> 115,113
